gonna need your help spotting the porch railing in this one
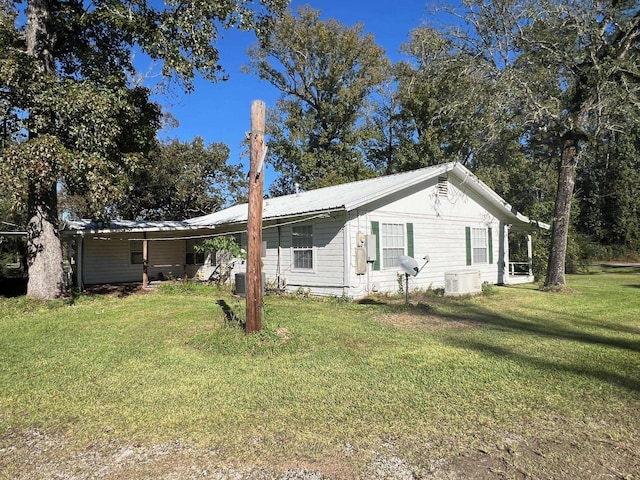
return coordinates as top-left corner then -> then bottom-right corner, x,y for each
509,261 -> 532,276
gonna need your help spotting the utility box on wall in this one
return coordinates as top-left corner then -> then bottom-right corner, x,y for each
355,246 -> 367,275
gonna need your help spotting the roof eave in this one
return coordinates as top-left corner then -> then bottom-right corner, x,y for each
62,224 -> 215,235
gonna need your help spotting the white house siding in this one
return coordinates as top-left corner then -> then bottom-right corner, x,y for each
345,177 -> 504,298
270,215 -> 346,296
210,214 -> 346,297
81,232 -> 187,285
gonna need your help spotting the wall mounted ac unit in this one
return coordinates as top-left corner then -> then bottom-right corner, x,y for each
444,271 -> 482,296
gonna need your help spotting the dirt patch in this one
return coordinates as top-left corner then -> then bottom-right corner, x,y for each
539,284 -> 578,295
1,427 -> 639,479
374,311 -> 479,330
84,283 -> 156,298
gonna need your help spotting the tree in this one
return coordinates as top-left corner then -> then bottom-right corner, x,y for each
245,6 -> 389,195
576,128 -> 640,252
419,0 -> 640,288
361,80 -> 419,176
393,27 -> 497,171
388,23 -> 555,222
408,0 -> 640,287
0,0 -> 286,299
114,137 -> 246,221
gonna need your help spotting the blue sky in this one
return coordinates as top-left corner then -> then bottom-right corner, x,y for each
155,1 -> 441,189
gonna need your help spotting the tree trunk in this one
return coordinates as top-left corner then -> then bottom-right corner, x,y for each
26,0 -> 55,74
27,182 -> 65,299
544,135 -> 580,288
25,0 -> 65,299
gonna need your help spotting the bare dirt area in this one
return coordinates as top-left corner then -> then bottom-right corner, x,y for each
2,427 -> 638,479
373,311 -> 479,330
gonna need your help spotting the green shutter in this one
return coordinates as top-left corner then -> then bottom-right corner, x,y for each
488,227 -> 493,264
407,223 -> 414,258
371,221 -> 380,271
465,226 -> 472,266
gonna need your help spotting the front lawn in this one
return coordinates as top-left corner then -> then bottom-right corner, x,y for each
1,273 -> 639,478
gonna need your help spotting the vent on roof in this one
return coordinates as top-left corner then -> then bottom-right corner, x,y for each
437,176 -> 448,196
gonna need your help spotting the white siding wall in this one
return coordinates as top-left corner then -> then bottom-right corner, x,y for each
218,215 -> 346,296
82,232 -> 188,285
345,178 -> 503,298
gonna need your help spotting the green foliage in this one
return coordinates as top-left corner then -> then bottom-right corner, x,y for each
245,6 -> 389,195
397,272 -> 405,296
394,27 -> 494,170
480,282 -> 497,296
156,280 -> 220,296
0,0 -> 286,297
195,235 -> 245,260
576,130 -> 640,252
114,137 -> 245,221
394,1 -> 640,285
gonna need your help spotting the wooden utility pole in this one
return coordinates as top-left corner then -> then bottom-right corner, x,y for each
246,100 -> 265,333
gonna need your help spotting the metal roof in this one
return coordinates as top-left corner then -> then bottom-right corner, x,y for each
62,162 -> 548,233
63,219 -> 211,234
187,162 -> 549,230
188,163 -> 456,227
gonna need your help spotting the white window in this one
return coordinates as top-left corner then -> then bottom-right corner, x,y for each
130,241 -> 144,265
185,239 -> 205,265
382,223 -> 404,268
472,228 -> 488,264
292,225 -> 313,270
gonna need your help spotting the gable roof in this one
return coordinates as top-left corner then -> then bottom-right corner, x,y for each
188,162 -> 549,230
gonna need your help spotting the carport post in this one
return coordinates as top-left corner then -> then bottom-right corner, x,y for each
142,234 -> 149,288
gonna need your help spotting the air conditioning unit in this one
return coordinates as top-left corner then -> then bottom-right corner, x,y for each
234,272 -> 266,297
444,271 -> 482,296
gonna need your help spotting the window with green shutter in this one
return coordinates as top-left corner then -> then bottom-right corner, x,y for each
371,221 -> 416,269
466,227 -> 490,265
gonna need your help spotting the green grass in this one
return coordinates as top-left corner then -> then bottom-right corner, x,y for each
1,273 -> 639,474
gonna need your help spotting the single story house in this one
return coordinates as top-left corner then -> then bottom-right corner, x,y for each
62,162 -> 549,297
189,162 -> 548,297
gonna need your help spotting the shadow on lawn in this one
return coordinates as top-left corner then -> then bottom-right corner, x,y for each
437,303 -> 640,353
444,335 -> 640,393
433,305 -> 640,393
216,299 -> 246,329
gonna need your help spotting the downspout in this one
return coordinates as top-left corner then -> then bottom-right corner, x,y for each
497,222 -> 508,285
342,212 -> 351,297
527,234 -> 533,277
142,232 -> 149,288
